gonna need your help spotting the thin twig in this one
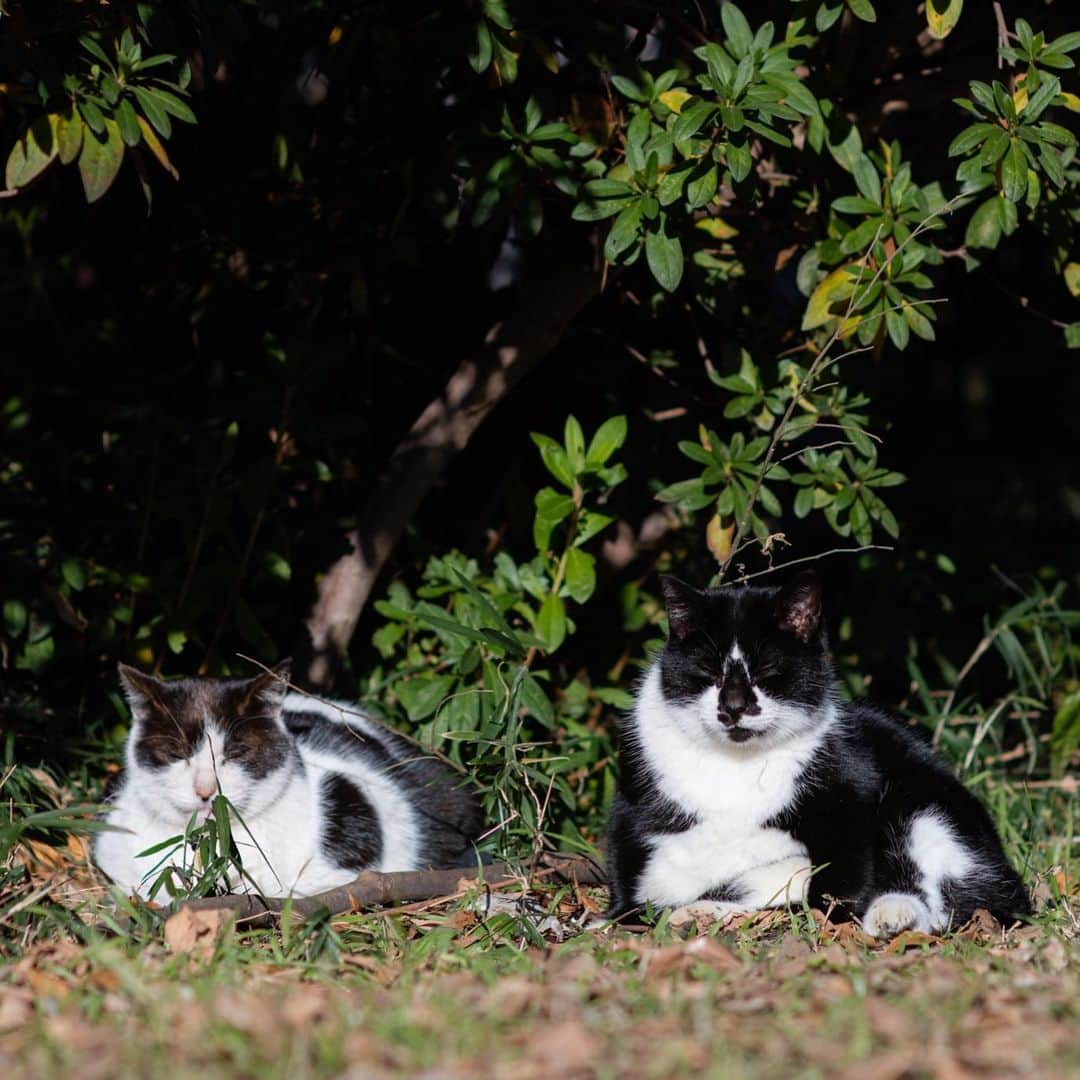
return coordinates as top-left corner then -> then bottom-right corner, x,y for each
724,545 -> 894,586
715,200 -> 960,583
932,626 -> 1003,747
179,852 -> 606,923
993,3 -> 1012,72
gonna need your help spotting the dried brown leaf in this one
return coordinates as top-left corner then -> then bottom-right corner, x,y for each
164,906 -> 234,958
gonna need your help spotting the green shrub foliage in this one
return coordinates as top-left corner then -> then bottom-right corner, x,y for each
1,2 -> 1077,863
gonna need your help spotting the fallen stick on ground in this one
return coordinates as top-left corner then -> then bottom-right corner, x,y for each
180,851 -> 605,925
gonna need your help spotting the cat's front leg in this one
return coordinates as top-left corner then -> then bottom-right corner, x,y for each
731,854 -> 814,909
636,824 -> 809,910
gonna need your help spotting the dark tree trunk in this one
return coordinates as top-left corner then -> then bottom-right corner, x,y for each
297,263 -> 604,690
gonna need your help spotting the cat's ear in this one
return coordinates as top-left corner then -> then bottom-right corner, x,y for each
775,570 -> 822,643
661,576 -> 703,642
242,659 -> 291,716
117,663 -> 164,720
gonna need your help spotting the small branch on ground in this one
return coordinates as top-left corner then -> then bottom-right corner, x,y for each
179,852 -> 605,926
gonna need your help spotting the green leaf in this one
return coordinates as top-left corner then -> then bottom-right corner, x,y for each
1047,31 -> 1080,56
720,2 -> 754,58
732,54 -> 754,98
627,105 -> 651,157
528,110 -> 555,151
885,307 -> 910,350
1065,323 -> 1080,349
672,100 -> 715,143
468,21 -> 493,73
594,686 -> 634,709
572,196 -> 636,222
56,110 -> 84,165
697,43 -> 735,89
964,195 -> 1002,249
742,118 -> 791,148
132,86 -> 171,138
832,195 -> 883,215
903,304 -> 936,341
574,511 -> 615,545
61,558 -> 86,591
115,97 -> 142,147
604,200 -> 643,261
658,162 -> 692,206
829,122 -> 863,172
536,593 -> 567,652
968,81 -> 996,114
726,141 -> 752,182
1000,140 -> 1027,202
531,433 -> 576,487
1038,145 -> 1066,188
655,478 -> 707,505
5,114 -> 58,189
1035,122 -> 1076,149
802,265 -> 859,330
847,0 -> 877,22
1023,76 -> 1062,122
610,75 -> 647,103
563,548 -> 596,604
926,0 -> 963,41
3,599 -> 28,637
761,72 -> 819,117
564,416 -> 585,470
78,118 -> 124,204
167,630 -> 187,654
852,155 -> 881,204
573,178 -> 636,221
533,487 -> 575,551
947,122 -> 996,157
414,610 -> 523,659
645,221 -> 684,292
520,674 -> 554,727
79,35 -> 113,69
396,674 -> 457,723
686,163 -> 718,209
585,415 -> 628,467
141,87 -> 196,125
723,395 -> 758,419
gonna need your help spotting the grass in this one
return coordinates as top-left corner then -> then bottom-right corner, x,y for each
2,584 -> 1077,1078
1,781 -> 1077,1079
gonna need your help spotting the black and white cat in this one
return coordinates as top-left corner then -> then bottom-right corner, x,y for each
93,661 -> 482,898
605,572 -> 1030,937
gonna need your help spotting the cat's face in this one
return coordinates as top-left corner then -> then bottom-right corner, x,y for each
656,571 -> 832,748
118,661 -> 294,823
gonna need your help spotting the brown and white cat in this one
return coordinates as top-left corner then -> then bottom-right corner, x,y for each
93,661 -> 482,898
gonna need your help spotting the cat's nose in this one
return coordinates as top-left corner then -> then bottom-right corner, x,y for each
194,780 -> 217,801
721,683 -> 749,716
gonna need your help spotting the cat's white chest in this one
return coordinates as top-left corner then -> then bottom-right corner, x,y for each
634,666 -> 824,826
630,666 -> 826,909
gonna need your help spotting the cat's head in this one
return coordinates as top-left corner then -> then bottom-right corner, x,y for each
118,661 -> 295,822
655,571 -> 833,748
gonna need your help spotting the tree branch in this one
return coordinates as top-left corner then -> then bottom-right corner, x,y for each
298,264 -> 604,690
179,851 -> 605,925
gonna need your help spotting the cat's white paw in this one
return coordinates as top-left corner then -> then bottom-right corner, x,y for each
736,855 -> 813,907
861,892 -> 933,938
669,899 -> 744,929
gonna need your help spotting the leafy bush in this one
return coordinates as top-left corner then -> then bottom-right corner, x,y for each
1,1 -> 1077,868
